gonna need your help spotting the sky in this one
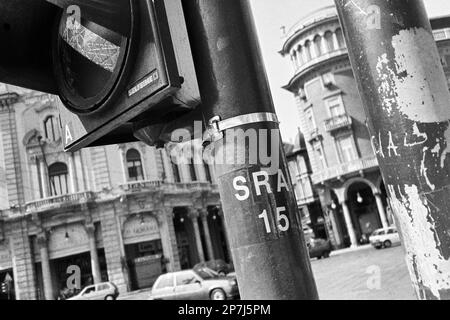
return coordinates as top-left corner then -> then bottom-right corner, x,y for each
249,0 -> 450,143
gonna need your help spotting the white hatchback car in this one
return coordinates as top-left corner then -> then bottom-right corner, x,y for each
369,227 -> 401,249
67,282 -> 119,300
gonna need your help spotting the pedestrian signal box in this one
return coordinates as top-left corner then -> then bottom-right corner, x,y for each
0,0 -> 200,151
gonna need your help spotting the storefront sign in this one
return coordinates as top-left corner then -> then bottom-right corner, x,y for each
134,254 -> 162,264
123,215 -> 160,245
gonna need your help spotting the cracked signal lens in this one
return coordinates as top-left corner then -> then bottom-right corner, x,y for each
54,7 -> 132,113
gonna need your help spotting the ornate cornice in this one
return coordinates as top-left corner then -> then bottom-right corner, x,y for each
0,93 -> 19,112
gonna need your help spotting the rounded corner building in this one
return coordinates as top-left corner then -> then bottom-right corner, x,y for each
280,6 -> 450,249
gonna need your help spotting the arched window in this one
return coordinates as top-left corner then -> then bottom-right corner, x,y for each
304,40 -> 312,61
336,28 -> 346,48
126,149 -> 144,181
189,159 -> 197,182
172,162 -> 181,183
49,162 -> 69,196
291,51 -> 298,69
297,46 -> 304,66
44,115 -> 60,142
324,31 -> 335,52
204,162 -> 212,182
313,35 -> 323,57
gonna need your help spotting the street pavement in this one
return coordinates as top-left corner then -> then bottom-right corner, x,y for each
118,288 -> 152,300
311,245 -> 416,300
118,245 -> 416,300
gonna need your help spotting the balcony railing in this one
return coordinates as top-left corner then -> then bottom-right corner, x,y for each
164,182 -> 217,193
23,181 -> 220,213
25,191 -> 96,212
324,114 -> 352,132
120,180 -> 163,192
311,156 -> 379,184
293,47 -> 348,78
119,180 -> 219,194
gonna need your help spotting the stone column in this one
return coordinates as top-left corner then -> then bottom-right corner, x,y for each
79,151 -> 91,191
321,35 -> 328,54
310,38 -> 318,58
157,208 -> 181,272
341,201 -> 358,248
374,192 -> 389,229
302,45 -> 309,62
332,32 -> 340,50
217,207 -> 232,262
118,148 -> 128,184
29,156 -> 41,199
39,159 -> 49,198
86,224 -> 102,284
74,152 -> 85,191
328,209 -> 343,247
188,208 -> 205,263
199,209 -> 214,261
68,153 -> 77,194
37,232 -> 54,300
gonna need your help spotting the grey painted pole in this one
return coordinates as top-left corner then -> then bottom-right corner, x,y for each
335,0 -> 450,300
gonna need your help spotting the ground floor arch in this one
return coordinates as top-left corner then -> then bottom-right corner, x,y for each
320,172 -> 391,249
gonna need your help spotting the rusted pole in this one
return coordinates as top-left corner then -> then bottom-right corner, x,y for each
182,0 -> 318,299
335,0 -> 450,300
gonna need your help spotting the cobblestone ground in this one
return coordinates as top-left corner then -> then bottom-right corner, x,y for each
311,245 -> 416,300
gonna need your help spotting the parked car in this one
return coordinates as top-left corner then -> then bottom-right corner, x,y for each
369,227 -> 401,249
308,238 -> 332,259
193,259 -> 234,276
67,282 -> 119,300
150,268 -> 239,300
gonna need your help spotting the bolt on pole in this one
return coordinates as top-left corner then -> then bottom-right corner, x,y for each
335,0 -> 450,300
182,0 -> 318,300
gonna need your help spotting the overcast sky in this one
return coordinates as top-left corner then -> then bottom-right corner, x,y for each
249,0 -> 450,143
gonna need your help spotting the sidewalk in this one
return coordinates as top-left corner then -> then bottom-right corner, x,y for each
330,244 -> 372,257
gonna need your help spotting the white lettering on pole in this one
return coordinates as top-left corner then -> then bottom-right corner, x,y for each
252,171 -> 272,196
258,210 -> 271,234
231,170 -> 291,234
233,176 -> 250,201
277,169 -> 288,192
277,207 -> 290,232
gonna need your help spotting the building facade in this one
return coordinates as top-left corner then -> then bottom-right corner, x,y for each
0,84 -> 229,300
285,132 -> 327,243
280,6 -> 450,248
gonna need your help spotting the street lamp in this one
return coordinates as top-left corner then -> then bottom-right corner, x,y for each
331,201 -> 337,210
357,193 -> 363,204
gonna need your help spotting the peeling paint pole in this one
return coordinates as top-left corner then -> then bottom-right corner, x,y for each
335,0 -> 450,300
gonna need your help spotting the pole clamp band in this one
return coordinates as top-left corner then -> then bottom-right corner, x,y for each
203,112 -> 279,145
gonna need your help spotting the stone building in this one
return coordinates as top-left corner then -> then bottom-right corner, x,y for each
0,84 -> 229,300
285,132 -> 327,242
280,6 -> 450,248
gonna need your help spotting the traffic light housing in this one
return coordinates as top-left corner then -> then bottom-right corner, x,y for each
0,0 -> 200,151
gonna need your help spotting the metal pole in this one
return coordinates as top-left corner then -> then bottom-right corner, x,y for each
335,0 -> 450,300
182,0 -> 318,300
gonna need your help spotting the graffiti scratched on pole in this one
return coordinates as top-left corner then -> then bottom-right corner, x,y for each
336,0 -> 450,300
